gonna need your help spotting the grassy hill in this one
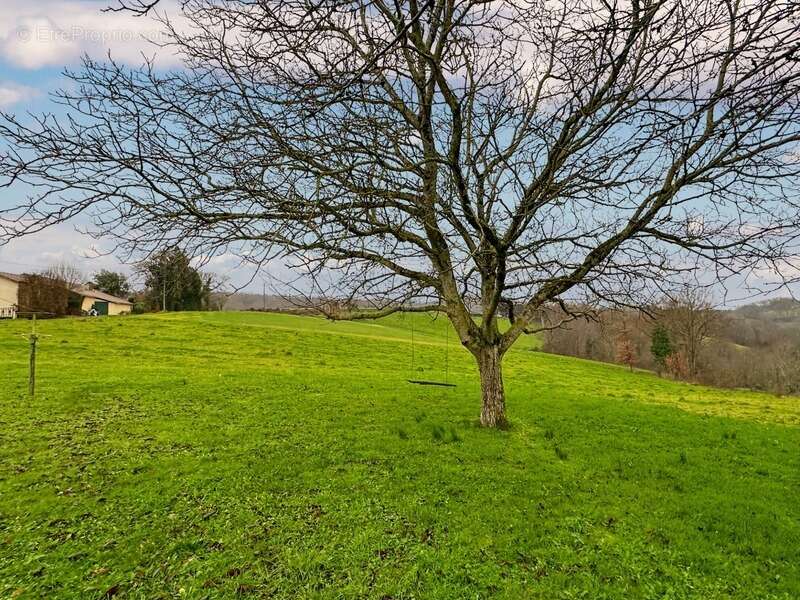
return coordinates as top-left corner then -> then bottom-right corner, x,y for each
0,312 -> 798,599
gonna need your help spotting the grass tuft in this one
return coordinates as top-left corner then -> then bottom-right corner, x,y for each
447,426 -> 461,443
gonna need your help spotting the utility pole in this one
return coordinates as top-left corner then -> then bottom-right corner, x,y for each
162,278 -> 167,312
263,281 -> 267,311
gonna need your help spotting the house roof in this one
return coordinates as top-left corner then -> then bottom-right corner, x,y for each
0,271 -> 25,283
74,287 -> 133,305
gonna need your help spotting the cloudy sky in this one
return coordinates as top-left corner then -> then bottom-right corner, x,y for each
0,0 -> 257,288
0,2 -> 795,304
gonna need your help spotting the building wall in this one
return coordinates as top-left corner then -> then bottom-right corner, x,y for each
0,277 -> 19,307
80,296 -> 132,315
108,302 -> 132,316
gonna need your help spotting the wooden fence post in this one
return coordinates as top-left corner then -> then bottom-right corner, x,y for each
29,314 -> 38,398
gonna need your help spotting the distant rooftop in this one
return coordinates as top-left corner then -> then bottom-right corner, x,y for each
73,287 -> 133,305
0,271 -> 25,283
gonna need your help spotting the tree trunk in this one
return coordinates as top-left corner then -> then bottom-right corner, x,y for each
476,345 -> 507,428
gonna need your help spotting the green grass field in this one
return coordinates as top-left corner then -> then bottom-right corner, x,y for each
1,312 -> 799,599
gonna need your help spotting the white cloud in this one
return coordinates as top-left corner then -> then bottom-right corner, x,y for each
0,223 -> 127,281
0,224 -> 266,291
204,253 -> 241,267
0,82 -> 38,107
0,0 -> 186,70
1,17 -> 82,69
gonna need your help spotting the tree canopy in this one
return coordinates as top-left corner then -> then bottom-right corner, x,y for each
139,248 -> 211,312
92,270 -> 132,299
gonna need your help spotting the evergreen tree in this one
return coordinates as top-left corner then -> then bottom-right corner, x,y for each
139,248 -> 209,312
650,325 -> 673,375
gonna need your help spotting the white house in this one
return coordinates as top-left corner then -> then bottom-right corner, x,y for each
0,272 -> 22,319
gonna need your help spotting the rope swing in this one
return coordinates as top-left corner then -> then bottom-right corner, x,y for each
407,313 -> 457,388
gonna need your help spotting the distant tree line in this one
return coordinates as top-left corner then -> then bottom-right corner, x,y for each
542,290 -> 800,396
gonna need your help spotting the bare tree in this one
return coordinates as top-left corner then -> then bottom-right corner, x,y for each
615,329 -> 636,372
43,262 -> 84,291
660,287 -> 720,378
2,1 -> 800,426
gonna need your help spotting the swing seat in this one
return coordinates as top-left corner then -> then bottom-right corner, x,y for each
407,379 -> 457,388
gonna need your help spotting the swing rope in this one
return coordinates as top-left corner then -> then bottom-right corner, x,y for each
444,323 -> 449,384
410,315 -> 415,374
407,313 -> 456,388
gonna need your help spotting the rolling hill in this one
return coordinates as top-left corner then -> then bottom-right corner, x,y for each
0,312 -> 798,599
